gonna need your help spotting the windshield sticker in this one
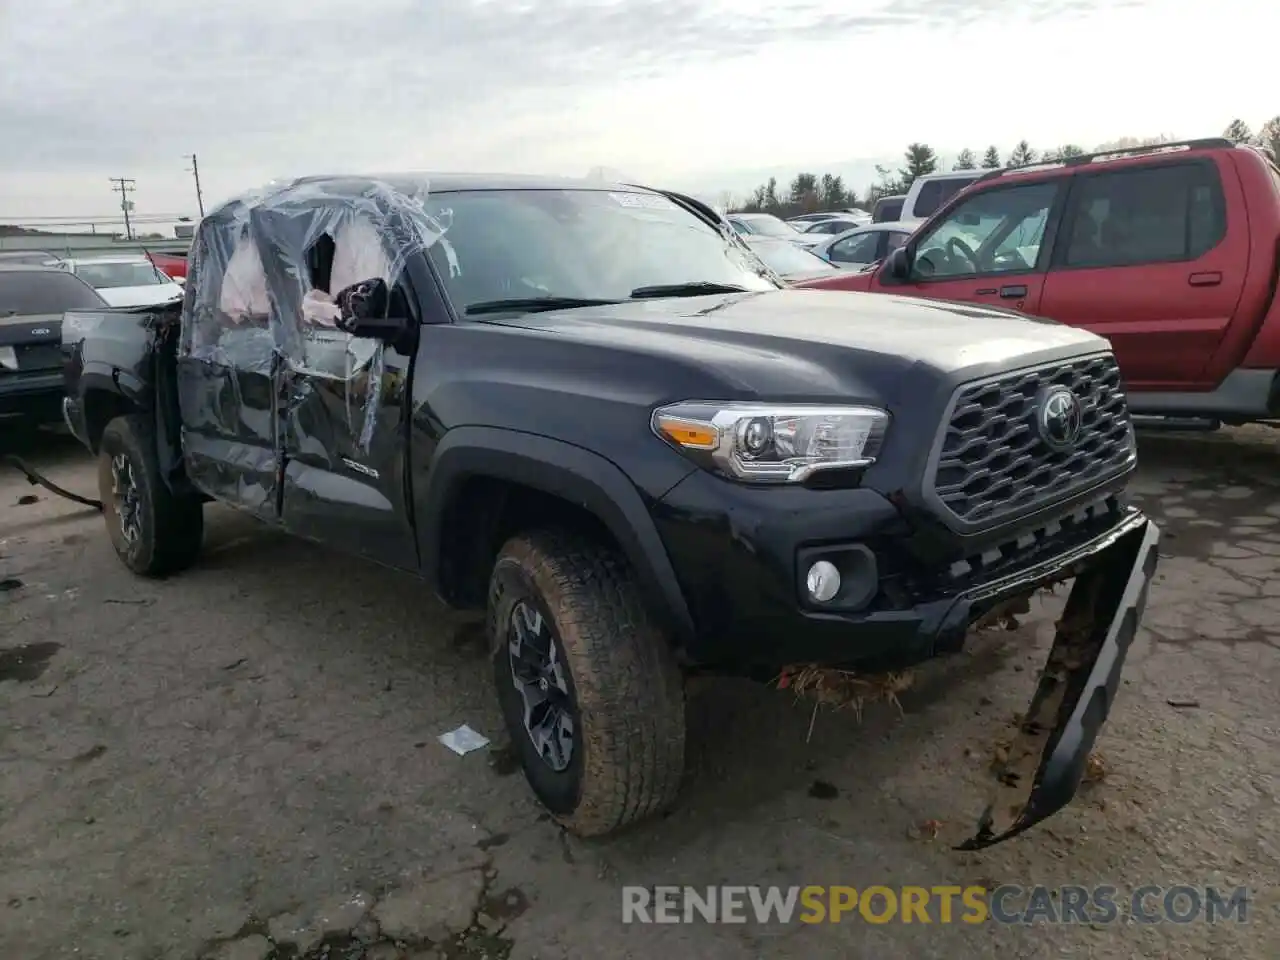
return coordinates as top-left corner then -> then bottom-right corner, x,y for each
609,192 -> 677,211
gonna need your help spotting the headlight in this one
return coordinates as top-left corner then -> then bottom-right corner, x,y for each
652,401 -> 889,483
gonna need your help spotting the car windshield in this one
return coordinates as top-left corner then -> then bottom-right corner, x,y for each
74,261 -> 170,288
738,214 -> 797,238
0,270 -> 106,315
423,189 -> 778,313
748,240 -> 836,275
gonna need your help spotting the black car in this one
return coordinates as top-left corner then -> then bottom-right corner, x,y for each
1,265 -> 107,425
62,173 -> 1159,849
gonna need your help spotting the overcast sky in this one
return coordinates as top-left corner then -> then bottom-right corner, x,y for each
0,0 -> 1270,226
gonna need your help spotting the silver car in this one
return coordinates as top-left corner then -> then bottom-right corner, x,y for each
808,221 -> 916,268
740,236 -> 845,283
725,213 -> 812,245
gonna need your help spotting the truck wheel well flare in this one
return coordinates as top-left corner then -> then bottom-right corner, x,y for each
439,475 -> 620,609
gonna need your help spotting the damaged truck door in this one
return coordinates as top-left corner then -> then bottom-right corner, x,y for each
177,203 -> 280,521
259,209 -> 420,571
179,193 -> 423,571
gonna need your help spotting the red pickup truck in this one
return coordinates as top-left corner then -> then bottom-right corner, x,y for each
798,138 -> 1280,425
146,251 -> 188,282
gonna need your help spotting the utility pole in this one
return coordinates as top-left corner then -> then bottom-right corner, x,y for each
109,177 -> 136,239
184,153 -> 205,217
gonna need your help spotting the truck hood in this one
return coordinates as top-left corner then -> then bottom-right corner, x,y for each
486,289 -> 1106,391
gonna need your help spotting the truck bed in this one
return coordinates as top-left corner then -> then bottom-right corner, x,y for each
61,302 -> 181,450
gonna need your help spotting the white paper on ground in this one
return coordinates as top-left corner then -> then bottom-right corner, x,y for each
438,724 -> 491,756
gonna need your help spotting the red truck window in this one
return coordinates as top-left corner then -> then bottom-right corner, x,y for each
1060,162 -> 1226,269
912,181 -> 1059,279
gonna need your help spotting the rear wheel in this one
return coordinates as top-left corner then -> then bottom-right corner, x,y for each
97,414 -> 203,577
488,530 -> 686,836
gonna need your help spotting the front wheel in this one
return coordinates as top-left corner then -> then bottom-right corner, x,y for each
488,530 -> 686,836
97,414 -> 203,577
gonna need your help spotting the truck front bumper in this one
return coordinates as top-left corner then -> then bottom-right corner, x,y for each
653,472 -> 1159,848
960,513 -> 1158,848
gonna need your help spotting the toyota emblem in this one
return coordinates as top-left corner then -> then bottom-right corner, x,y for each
1037,386 -> 1083,451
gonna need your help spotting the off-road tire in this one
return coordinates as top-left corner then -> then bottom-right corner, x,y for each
488,530 -> 686,837
97,413 -> 203,577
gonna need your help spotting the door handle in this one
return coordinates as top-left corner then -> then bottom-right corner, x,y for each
1188,272 -> 1222,287
999,285 -> 1027,299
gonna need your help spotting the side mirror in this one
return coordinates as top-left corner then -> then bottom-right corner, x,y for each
334,277 -> 411,343
884,245 -> 913,282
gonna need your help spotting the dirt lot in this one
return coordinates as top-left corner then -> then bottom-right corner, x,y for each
1,426 -> 1277,960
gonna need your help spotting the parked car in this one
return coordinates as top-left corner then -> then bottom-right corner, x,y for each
725,212 -> 807,242
799,217 -> 865,237
809,222 -> 916,268
0,264 -> 107,425
63,172 -> 1158,849
870,194 -> 906,223
740,235 -> 843,282
898,170 -> 985,224
786,212 -> 842,227
0,250 -> 60,265
61,255 -> 186,307
799,138 -> 1280,425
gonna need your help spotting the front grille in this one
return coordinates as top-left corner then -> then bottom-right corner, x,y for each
877,495 -> 1124,610
927,353 -> 1134,528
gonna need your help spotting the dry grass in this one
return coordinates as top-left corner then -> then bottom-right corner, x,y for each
778,665 -> 916,734
777,573 -> 1077,742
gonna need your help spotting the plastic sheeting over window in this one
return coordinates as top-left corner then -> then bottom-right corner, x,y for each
179,176 -> 453,451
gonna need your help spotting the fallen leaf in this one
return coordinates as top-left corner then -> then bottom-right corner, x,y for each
920,819 -> 944,838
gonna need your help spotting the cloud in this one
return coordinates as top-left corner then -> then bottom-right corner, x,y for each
0,0 -> 1117,170
0,0 -> 1255,217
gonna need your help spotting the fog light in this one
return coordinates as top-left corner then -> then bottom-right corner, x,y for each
806,560 -> 841,603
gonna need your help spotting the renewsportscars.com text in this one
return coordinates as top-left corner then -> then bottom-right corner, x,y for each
621,885 -> 1250,925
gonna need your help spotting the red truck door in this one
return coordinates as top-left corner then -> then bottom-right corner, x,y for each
867,179 -> 1065,316
1037,158 -> 1242,390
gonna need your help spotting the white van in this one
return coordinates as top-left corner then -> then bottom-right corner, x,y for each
899,170 -> 985,224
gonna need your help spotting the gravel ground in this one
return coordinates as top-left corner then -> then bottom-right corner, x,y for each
1,425 -> 1277,960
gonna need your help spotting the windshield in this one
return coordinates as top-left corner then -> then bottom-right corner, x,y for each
748,240 -> 836,275
739,214 -> 797,238
0,270 -> 106,315
74,261 -> 170,289
423,189 -> 777,313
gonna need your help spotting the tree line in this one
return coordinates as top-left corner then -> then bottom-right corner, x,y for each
729,117 -> 1280,218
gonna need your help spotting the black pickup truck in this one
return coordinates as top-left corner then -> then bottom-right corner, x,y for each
62,174 -> 1159,849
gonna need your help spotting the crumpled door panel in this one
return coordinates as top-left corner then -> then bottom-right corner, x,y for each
176,176 -> 452,541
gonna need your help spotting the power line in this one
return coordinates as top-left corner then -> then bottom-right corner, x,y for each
184,153 -> 205,217
0,212 -> 196,222
0,217 -> 193,229
108,177 -> 136,239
